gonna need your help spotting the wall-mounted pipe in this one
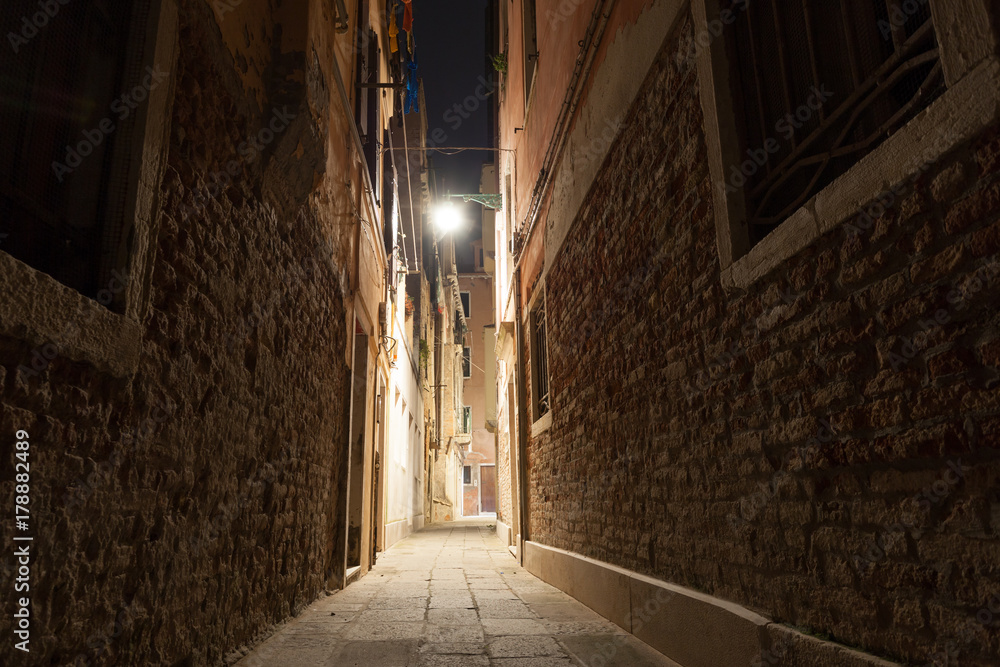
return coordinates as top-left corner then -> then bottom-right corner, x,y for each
515,0 -> 618,268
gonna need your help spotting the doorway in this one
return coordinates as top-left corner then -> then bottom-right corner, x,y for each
345,324 -> 369,580
371,374 -> 386,561
480,464 -> 497,514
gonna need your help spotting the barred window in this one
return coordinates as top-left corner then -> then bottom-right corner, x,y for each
0,0 -> 156,309
723,0 -> 944,247
529,299 -> 549,420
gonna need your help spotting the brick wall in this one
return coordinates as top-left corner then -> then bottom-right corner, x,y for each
528,11 -> 1000,665
498,424 -> 513,528
0,2 -> 354,664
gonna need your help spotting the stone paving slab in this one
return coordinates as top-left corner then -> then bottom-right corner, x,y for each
234,519 -> 679,666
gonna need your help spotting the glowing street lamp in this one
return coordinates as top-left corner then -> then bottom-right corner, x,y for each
433,201 -> 463,234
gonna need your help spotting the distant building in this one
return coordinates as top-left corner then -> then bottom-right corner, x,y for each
458,167 -> 498,515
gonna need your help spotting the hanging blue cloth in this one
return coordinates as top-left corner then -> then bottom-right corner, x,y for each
405,52 -> 419,113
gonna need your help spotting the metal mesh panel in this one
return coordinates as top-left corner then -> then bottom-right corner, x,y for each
724,0 -> 943,246
0,0 -> 151,308
533,303 -> 549,417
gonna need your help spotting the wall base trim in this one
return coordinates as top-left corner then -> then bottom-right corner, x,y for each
495,519 -> 511,547
384,514 -> 425,550
522,541 -> 899,667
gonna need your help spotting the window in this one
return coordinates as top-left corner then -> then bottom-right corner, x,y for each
462,406 -> 472,434
529,297 -> 549,420
460,291 -> 471,318
463,346 -> 472,378
382,136 -> 397,258
522,0 -> 538,105
463,465 -> 472,484
0,0 -> 157,309
355,0 -> 380,200
721,0 -> 943,249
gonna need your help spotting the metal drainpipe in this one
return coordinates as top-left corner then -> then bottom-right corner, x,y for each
434,241 -> 446,518
517,0 -> 618,257
513,267 -> 530,563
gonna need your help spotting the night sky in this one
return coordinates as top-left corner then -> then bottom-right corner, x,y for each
415,0 -> 491,269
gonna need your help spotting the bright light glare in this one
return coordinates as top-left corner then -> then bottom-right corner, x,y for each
434,202 -> 462,232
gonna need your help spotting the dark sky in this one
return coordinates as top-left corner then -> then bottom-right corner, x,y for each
416,0 -> 491,269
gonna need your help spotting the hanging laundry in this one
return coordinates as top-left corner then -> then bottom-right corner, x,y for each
388,8 -> 398,53
405,55 -> 419,113
402,0 -> 413,32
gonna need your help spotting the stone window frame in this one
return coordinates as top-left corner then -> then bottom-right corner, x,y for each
527,284 -> 552,436
0,0 -> 178,378
522,0 -> 539,113
692,0 -> 1000,290
461,290 -> 472,318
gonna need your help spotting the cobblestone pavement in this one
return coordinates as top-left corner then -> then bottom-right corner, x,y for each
234,518 -> 678,666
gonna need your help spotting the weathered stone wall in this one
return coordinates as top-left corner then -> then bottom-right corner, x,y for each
528,11 -> 1000,665
0,1 -> 355,664
497,413 -> 513,530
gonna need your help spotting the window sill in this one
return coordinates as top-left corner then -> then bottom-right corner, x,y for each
531,410 -> 552,437
722,56 -> 1000,291
0,252 -> 142,378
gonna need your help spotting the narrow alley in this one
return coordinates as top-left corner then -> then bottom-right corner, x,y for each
3,0 -> 1000,665
234,520 -> 673,666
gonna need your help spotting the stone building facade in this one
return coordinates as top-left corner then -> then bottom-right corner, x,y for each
0,0 -> 435,663
493,0 -> 1000,665
459,270 -> 497,517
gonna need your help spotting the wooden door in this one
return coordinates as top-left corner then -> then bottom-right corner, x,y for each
480,464 -> 497,513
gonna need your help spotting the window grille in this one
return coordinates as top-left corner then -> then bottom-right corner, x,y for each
0,0 -> 153,307
723,0 -> 944,246
532,302 -> 549,418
